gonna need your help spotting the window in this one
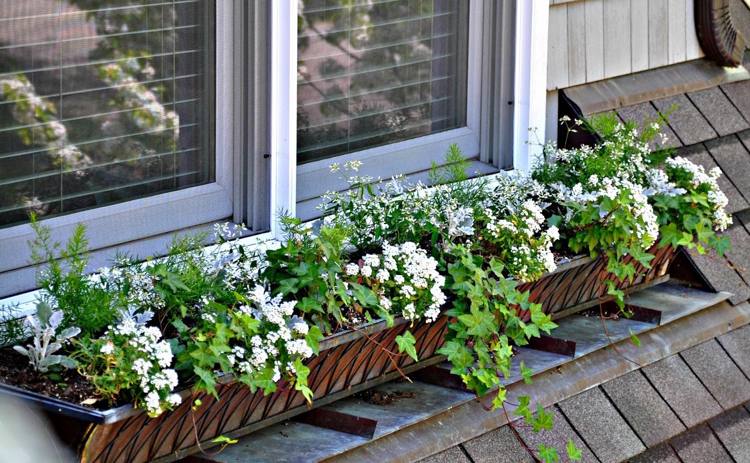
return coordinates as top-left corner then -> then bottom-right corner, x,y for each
296,1 -> 470,164
0,0 -> 242,297
0,1 -> 214,228
292,1 -> 520,220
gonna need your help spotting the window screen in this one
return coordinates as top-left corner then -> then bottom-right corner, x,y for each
297,0 -> 469,164
0,0 -> 214,228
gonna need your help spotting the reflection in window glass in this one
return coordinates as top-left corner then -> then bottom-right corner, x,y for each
297,0 -> 469,164
0,0 -> 214,228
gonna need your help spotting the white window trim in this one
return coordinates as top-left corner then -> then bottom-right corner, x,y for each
512,0 -> 550,171
0,2 -> 236,295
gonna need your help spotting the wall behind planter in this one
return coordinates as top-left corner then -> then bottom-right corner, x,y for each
547,0 -> 704,90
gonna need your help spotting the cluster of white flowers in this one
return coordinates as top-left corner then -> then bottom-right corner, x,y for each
552,176 -> 659,248
0,75 -> 91,170
484,198 -> 559,281
644,168 -> 687,197
230,286 -> 313,379
99,60 -> 179,141
101,310 -> 181,417
346,242 -> 446,323
665,156 -> 732,231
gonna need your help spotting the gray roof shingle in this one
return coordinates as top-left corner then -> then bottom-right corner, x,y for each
418,446 -> 472,463
686,248 -> 750,304
461,425 -> 534,463
516,407 -> 598,463
705,135 -> 750,202
680,144 -> 749,214
652,94 -> 717,145
616,102 -> 681,149
680,340 -> 750,409
601,370 -> 685,447
629,444 -> 682,463
641,355 -> 723,427
557,387 -> 645,463
709,406 -> 750,462
688,87 -> 750,136
717,324 -> 750,377
670,425 -> 733,463
720,80 -> 750,122
723,224 -> 750,284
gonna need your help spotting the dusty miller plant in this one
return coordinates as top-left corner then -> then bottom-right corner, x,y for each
13,303 -> 80,373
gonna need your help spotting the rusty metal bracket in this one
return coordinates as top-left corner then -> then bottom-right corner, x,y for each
526,334 -> 577,357
598,300 -> 662,325
625,305 -> 663,325
293,407 -> 378,439
411,364 -> 469,392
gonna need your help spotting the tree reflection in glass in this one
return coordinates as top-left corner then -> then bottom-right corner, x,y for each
0,1 -> 211,227
297,0 -> 469,164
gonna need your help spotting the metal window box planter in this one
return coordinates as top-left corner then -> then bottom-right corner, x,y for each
4,246 -> 675,463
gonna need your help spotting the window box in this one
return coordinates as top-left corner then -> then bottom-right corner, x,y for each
0,245 -> 675,463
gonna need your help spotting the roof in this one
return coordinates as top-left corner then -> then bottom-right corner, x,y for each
422,328 -> 750,463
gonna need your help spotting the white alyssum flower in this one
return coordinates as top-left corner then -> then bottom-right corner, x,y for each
344,242 -> 447,324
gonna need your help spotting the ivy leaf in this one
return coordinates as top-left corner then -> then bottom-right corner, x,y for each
305,325 -> 323,355
538,444 -> 559,463
457,309 -> 496,338
532,404 -> 555,432
438,340 -> 474,371
395,331 -> 418,361
530,306 -> 557,335
548,214 -> 563,228
520,361 -> 534,384
293,358 -> 314,404
491,387 -> 507,410
172,318 -> 189,334
712,235 -> 731,257
350,282 -> 379,308
629,329 -> 641,347
194,366 -> 218,397
566,439 -> 583,461
212,435 -> 238,445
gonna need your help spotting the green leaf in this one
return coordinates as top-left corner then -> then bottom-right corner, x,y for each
566,439 -> 583,461
350,282 -> 379,308
457,309 -> 496,338
395,331 -> 418,361
520,361 -> 534,385
172,318 -> 189,334
193,366 -> 218,397
491,388 -> 507,409
537,444 -> 559,463
629,329 -> 641,347
293,358 -> 314,404
212,435 -> 238,445
305,325 -> 323,355
438,340 -> 474,371
532,404 -> 555,432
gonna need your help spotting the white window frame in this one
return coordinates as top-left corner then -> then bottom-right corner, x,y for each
0,2 -> 237,296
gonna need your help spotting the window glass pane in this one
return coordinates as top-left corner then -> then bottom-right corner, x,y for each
297,0 -> 469,164
0,0 -> 214,228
